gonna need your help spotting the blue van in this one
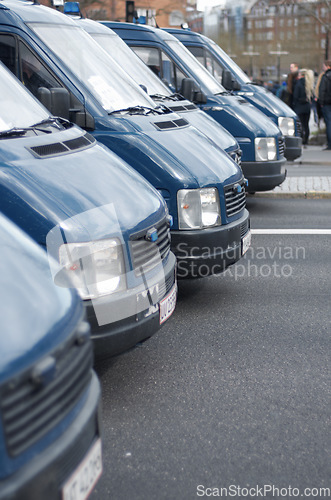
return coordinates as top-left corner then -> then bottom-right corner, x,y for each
0,214 -> 102,499
109,22 -> 287,193
0,58 -> 176,358
76,18 -> 242,167
0,0 -> 250,279
165,28 -> 302,162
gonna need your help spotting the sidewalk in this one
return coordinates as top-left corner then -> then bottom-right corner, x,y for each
255,145 -> 331,198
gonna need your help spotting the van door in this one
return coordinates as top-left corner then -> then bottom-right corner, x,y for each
188,45 -> 225,86
132,46 -> 187,94
0,33 -> 92,128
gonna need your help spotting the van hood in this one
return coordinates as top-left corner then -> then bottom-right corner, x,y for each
0,128 -> 165,248
204,96 -> 282,138
160,102 -> 239,153
0,214 -> 82,383
241,84 -> 298,119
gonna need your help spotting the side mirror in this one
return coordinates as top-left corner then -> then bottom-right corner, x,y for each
180,78 -> 207,104
37,87 -> 70,120
222,69 -> 233,90
180,78 -> 195,101
222,69 -> 241,91
50,88 -> 70,120
232,80 -> 241,91
194,90 -> 207,104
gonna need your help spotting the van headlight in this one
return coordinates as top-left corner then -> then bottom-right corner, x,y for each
278,117 -> 295,136
255,137 -> 277,161
177,187 -> 221,229
59,238 -> 126,300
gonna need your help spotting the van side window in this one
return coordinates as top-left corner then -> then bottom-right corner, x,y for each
160,51 -> 186,93
132,46 -> 187,93
206,50 -> 224,85
187,46 -> 205,66
0,34 -> 17,75
19,42 -> 59,98
132,46 -> 161,78
187,45 -> 224,85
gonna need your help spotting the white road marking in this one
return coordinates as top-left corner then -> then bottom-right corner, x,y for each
251,229 -> 331,235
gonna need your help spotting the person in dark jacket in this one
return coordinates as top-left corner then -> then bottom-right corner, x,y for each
286,62 -> 299,108
292,68 -> 314,146
319,60 -> 331,150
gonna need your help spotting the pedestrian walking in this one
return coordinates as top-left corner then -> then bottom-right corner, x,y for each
318,60 -> 331,150
286,62 -> 299,108
292,68 -> 314,146
314,70 -> 324,128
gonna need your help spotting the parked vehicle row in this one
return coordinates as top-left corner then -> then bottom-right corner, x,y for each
0,1 -> 302,498
106,22 -> 289,193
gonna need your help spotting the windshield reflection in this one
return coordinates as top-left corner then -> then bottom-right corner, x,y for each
91,33 -> 170,98
29,24 -> 157,113
165,40 -> 224,95
210,40 -> 251,84
0,62 -> 49,132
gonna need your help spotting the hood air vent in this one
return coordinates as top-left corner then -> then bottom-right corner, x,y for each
168,104 -> 197,112
28,133 -> 96,159
153,118 -> 189,131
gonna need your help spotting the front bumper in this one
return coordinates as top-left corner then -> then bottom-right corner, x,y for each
0,372 -> 101,500
241,158 -> 286,192
284,136 -> 302,161
171,210 -> 250,279
86,251 -> 177,358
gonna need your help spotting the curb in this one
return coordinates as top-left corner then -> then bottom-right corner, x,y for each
252,191 -> 331,199
292,161 -> 331,166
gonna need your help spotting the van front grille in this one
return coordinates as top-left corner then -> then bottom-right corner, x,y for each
224,179 -> 247,218
130,218 -> 171,275
278,137 -> 285,157
1,332 -> 93,457
229,148 -> 242,168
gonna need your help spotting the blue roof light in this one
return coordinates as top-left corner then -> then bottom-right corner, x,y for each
63,2 -> 81,15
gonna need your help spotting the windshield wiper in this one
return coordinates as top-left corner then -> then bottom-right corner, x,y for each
30,117 -> 62,133
150,93 -> 183,102
215,91 -> 230,96
0,118 -> 65,139
0,127 -> 28,138
108,105 -> 164,116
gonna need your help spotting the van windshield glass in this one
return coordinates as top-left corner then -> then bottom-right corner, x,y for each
29,24 -> 157,112
0,63 -> 48,132
91,33 -> 170,97
165,40 -> 224,95
210,40 -> 251,84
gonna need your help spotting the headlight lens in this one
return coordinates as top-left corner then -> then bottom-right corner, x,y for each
278,117 -> 295,136
178,187 -> 221,229
59,238 -> 126,300
255,137 -> 277,161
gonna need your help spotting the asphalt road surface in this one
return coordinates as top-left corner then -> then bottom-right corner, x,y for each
93,198 -> 331,500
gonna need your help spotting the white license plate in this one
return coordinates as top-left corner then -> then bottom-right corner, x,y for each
159,284 -> 177,324
242,230 -> 251,255
62,438 -> 102,500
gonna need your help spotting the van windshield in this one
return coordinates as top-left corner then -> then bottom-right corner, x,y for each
91,32 -> 170,97
0,62 -> 49,132
209,40 -> 251,84
29,24 -> 157,112
165,40 -> 224,95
